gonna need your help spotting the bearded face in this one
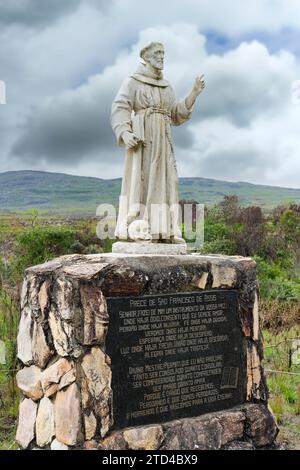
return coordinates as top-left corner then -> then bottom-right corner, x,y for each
145,45 -> 164,70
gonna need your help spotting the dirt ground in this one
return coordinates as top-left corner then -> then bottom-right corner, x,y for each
276,414 -> 300,450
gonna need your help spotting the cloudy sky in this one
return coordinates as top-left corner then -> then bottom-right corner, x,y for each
0,0 -> 300,188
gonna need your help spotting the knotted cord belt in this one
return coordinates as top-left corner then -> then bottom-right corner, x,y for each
135,107 -> 174,156
147,107 -> 171,118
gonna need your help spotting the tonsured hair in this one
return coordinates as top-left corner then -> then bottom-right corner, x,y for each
140,42 -> 164,61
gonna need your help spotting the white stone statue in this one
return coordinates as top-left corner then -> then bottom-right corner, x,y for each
111,42 -> 205,244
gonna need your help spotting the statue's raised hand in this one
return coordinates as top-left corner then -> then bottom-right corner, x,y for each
122,131 -> 140,150
192,74 -> 205,96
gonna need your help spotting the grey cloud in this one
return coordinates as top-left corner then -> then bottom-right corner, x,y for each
12,82 -> 115,165
0,0 -> 81,27
191,68 -> 289,128
0,0 -> 111,28
173,125 -> 195,149
198,146 -> 270,182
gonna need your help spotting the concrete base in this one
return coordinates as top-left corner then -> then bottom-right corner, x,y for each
112,241 -> 187,255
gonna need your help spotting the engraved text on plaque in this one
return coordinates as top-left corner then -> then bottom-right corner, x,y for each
106,290 -> 245,428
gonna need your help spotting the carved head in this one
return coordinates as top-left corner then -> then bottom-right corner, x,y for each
140,42 -> 164,70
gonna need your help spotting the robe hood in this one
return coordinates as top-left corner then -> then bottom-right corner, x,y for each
130,63 -> 170,88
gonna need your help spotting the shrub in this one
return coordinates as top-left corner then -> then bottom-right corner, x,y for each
11,226 -> 77,280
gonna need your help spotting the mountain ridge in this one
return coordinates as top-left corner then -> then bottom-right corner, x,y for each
1,170 -> 299,214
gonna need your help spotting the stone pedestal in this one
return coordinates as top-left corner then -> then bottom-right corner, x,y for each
112,241 -> 187,255
15,253 -> 278,450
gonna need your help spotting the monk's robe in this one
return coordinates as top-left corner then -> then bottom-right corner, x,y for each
111,63 -> 194,241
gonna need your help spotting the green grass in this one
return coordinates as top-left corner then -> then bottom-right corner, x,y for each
264,327 -> 300,449
0,383 -> 18,450
0,289 -> 19,451
0,215 -> 111,450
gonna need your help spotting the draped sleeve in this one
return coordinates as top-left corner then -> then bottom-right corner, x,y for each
110,78 -> 135,146
169,86 -> 195,126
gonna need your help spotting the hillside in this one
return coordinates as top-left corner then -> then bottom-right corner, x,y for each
0,170 -> 300,214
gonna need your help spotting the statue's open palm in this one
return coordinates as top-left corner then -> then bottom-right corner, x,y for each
193,74 -> 205,96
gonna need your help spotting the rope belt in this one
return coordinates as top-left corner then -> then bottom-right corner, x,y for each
134,107 -> 176,168
148,107 -> 171,118
135,107 -> 171,119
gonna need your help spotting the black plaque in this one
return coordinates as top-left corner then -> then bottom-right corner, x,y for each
106,290 -> 245,429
